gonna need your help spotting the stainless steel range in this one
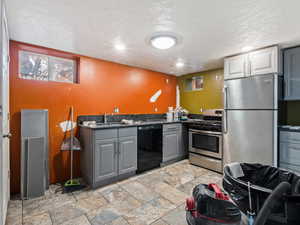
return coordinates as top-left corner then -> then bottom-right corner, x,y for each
188,109 -> 223,173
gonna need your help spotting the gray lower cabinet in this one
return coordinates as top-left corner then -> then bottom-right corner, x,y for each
162,123 -> 186,164
279,130 -> 300,174
80,127 -> 137,188
163,132 -> 179,162
94,138 -> 118,183
118,136 -> 137,175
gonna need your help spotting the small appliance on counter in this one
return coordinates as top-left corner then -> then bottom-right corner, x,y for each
188,109 -> 223,173
166,106 -> 174,122
166,106 -> 189,122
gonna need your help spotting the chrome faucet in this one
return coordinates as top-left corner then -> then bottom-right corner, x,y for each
104,113 -> 108,124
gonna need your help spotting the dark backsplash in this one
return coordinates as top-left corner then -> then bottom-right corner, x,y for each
187,114 -> 204,120
78,114 -> 167,124
286,101 -> 300,125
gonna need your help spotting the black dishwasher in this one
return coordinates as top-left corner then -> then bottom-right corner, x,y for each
137,124 -> 162,173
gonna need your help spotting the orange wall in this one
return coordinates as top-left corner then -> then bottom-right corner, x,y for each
9,41 -> 177,193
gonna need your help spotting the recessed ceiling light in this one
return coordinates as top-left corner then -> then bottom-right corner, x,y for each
242,46 -> 254,52
176,62 -> 184,68
150,35 -> 177,50
115,43 -> 126,51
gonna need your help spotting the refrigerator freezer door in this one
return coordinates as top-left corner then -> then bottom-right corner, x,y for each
224,74 -> 276,110
223,110 -> 275,166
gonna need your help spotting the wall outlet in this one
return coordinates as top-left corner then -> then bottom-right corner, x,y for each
216,75 -> 222,80
154,108 -> 158,112
113,107 -> 119,113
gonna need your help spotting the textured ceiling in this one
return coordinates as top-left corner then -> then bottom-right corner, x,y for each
6,0 -> 300,76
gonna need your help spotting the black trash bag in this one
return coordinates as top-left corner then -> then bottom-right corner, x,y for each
186,183 -> 241,225
223,163 -> 300,225
238,163 -> 299,190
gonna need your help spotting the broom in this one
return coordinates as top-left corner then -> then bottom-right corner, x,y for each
60,106 -> 83,192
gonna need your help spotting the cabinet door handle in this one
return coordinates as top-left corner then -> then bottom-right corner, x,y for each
248,59 -> 252,76
284,80 -> 288,98
166,128 -> 178,132
114,142 -> 118,155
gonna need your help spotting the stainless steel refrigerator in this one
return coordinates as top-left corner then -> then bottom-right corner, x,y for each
223,74 -> 281,167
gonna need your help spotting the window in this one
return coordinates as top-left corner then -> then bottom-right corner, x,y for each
185,76 -> 204,91
19,51 -> 77,83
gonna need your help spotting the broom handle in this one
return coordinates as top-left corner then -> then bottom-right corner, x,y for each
70,106 -> 74,181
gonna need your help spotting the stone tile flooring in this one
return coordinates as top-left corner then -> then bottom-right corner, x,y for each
6,160 -> 223,225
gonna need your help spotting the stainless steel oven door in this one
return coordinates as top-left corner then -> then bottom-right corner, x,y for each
189,129 -> 222,159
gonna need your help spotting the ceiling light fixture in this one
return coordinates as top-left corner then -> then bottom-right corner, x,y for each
176,62 -> 184,68
115,43 -> 126,51
150,35 -> 177,50
242,46 -> 254,52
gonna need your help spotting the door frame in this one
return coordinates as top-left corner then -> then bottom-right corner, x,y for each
0,0 -> 10,224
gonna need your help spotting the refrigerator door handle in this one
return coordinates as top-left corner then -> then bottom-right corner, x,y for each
223,85 -> 228,109
223,109 -> 228,134
223,86 -> 228,133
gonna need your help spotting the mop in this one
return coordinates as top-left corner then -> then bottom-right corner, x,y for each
60,106 -> 83,192
247,182 -> 255,225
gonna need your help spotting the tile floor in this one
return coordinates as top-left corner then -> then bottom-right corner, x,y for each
6,160 -> 223,225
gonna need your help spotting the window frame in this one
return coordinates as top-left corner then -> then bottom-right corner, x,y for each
17,46 -> 80,84
184,76 -> 204,92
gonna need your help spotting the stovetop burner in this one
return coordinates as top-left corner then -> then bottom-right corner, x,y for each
187,109 -> 223,132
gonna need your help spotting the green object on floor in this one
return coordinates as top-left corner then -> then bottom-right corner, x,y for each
63,179 -> 84,193
64,179 -> 80,187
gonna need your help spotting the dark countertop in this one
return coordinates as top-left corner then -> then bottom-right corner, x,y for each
79,119 -> 190,129
279,126 -> 300,133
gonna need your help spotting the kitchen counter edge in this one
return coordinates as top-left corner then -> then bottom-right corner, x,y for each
79,120 -> 190,129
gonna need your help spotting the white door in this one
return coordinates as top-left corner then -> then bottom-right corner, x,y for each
224,54 -> 248,80
0,1 -> 10,225
249,46 -> 278,76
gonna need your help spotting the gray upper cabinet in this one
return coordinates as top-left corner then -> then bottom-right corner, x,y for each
284,47 -> 300,100
118,136 -> 137,175
224,46 -> 279,80
249,46 -> 278,76
224,54 -> 248,80
94,138 -> 118,182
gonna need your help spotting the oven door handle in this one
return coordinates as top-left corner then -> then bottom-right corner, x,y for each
189,129 -> 222,136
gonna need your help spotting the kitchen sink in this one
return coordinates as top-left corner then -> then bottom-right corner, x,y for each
96,122 -> 124,126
